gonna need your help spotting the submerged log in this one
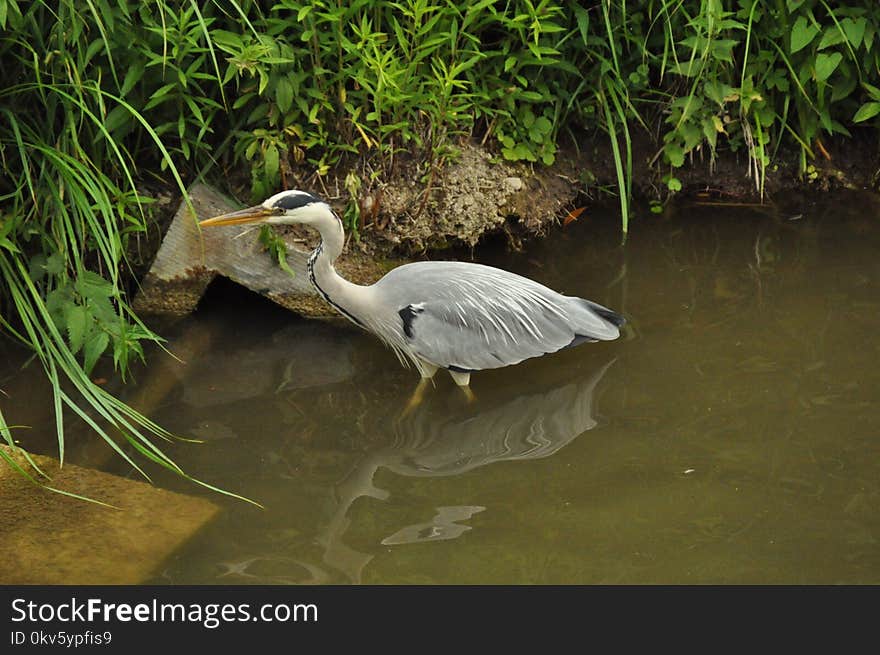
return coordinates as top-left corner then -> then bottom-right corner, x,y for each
133,183 -> 387,317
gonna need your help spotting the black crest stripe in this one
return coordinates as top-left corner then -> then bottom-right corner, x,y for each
274,192 -> 320,211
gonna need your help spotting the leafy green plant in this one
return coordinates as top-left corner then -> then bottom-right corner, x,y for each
258,225 -> 296,277
649,0 -> 880,198
854,82 -> 880,123
497,105 -> 558,164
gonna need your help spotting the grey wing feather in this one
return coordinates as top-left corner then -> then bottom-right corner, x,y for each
375,261 -> 622,371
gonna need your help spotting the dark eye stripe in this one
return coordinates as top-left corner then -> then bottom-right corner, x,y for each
273,192 -> 320,210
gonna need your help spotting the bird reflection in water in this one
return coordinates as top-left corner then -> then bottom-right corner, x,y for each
380,506 -> 487,546
317,358 -> 616,583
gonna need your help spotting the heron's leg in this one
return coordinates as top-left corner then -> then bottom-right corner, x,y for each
448,370 -> 476,403
402,362 -> 438,416
419,362 -> 439,381
402,378 -> 431,415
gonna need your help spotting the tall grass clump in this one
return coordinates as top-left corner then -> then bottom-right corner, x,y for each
0,1 -> 250,499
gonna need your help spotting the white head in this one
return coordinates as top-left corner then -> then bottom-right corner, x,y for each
200,190 -> 335,228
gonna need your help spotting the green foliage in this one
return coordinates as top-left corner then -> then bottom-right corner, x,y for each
497,106 -> 557,165
258,225 -> 296,278
639,0 -> 880,198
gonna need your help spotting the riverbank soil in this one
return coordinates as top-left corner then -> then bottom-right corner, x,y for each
232,132 -> 880,257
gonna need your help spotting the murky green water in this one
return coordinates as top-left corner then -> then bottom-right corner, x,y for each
3,192 -> 879,584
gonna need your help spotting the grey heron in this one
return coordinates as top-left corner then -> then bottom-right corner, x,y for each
200,190 -> 625,402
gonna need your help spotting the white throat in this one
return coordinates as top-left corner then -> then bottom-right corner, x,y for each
291,204 -> 369,327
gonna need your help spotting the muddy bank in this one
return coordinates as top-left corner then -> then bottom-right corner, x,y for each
606,129 -> 880,199
309,132 -> 880,256
356,144 -> 579,252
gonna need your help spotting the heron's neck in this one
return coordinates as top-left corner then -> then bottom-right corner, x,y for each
306,211 -> 368,327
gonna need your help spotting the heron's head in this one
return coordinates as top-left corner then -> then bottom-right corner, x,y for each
200,190 -> 332,228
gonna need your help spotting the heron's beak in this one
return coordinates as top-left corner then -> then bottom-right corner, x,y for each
199,205 -> 277,227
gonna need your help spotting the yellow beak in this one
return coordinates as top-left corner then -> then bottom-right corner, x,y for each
199,205 -> 278,227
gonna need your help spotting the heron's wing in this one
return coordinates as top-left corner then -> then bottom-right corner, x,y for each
379,262 -> 620,371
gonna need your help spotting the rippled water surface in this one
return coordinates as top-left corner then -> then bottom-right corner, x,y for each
3,192 -> 879,584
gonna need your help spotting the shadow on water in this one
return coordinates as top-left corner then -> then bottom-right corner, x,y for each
2,191 -> 880,584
